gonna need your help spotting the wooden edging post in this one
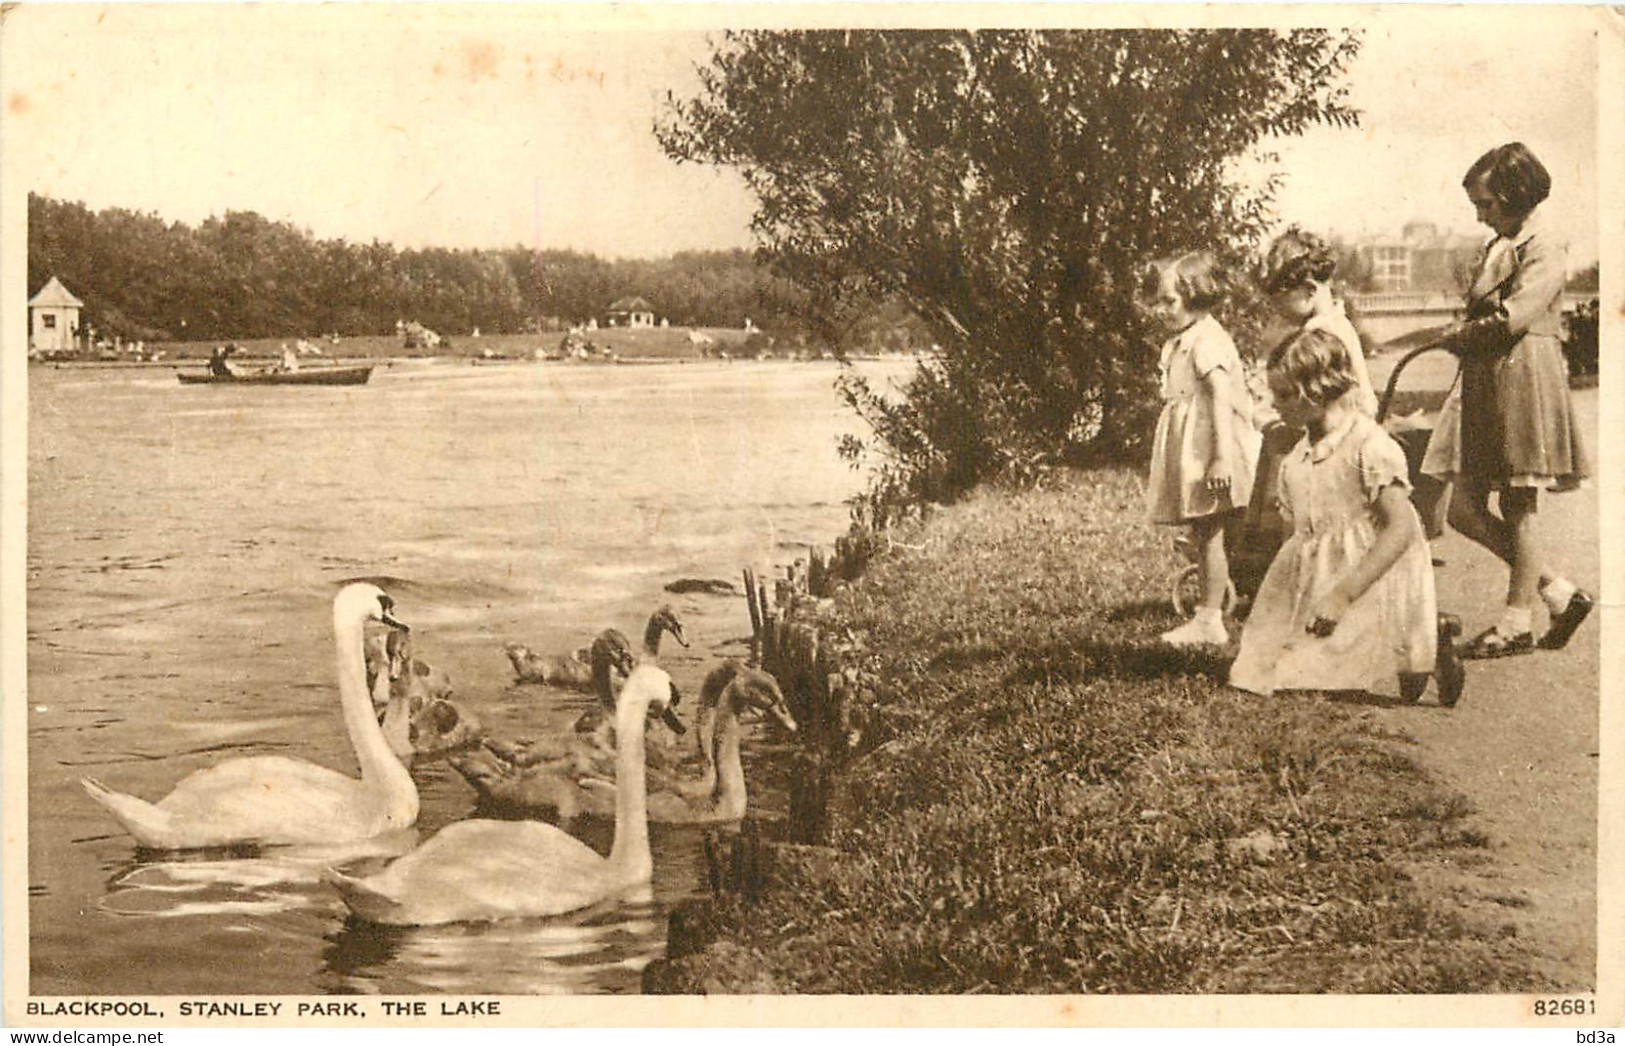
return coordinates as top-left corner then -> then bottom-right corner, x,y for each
743,566 -> 762,662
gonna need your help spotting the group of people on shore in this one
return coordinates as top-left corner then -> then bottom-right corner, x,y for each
1146,142 -> 1592,705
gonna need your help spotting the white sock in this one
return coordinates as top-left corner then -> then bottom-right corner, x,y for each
1194,606 -> 1224,628
1499,606 -> 1533,636
1541,577 -> 1577,612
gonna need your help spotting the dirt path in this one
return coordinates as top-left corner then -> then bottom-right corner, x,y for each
1368,355 -> 1599,988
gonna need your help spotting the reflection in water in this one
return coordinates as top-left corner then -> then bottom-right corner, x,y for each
31,361 -> 904,995
97,832 -> 421,919
322,893 -> 665,995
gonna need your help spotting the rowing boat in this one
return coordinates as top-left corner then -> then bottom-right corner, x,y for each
177,366 -> 374,386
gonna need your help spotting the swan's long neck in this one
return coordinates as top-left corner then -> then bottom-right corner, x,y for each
711,695 -> 746,820
591,655 -> 619,712
642,616 -> 665,654
690,664 -> 734,794
607,698 -> 650,877
336,613 -> 416,818
691,701 -> 719,795
607,694 -> 653,879
378,688 -> 412,761
369,659 -> 393,709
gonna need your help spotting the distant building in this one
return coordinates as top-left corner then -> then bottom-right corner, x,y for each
1357,221 -> 1483,293
604,297 -> 655,329
28,276 -> 83,356
400,320 -> 442,350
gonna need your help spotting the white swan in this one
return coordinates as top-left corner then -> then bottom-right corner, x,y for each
81,583 -> 420,850
325,663 -> 677,925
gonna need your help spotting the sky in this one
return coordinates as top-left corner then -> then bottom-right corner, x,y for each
1264,11 -> 1600,267
0,5 -> 1604,266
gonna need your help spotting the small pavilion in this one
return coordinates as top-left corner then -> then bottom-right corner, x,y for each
29,276 -> 83,355
604,296 -> 656,329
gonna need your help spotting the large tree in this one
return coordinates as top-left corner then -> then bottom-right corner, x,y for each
659,29 -> 1361,500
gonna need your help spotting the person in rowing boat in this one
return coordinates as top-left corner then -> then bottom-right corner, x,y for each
207,344 -> 240,377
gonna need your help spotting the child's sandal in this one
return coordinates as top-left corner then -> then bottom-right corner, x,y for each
1539,589 -> 1594,651
1436,613 -> 1466,707
1461,626 -> 1534,660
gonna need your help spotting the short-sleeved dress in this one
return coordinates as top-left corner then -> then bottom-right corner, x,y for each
1421,207 -> 1590,491
1229,413 -> 1436,696
1146,314 -> 1261,524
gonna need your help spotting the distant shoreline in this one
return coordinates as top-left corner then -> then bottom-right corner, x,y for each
34,353 -> 921,370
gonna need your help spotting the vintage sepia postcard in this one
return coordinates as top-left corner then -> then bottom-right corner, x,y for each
2,2 -> 1620,1030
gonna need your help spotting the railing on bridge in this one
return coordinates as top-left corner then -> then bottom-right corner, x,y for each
1351,291 -> 1595,315
1350,290 -> 1596,346
1349,292 -> 1459,315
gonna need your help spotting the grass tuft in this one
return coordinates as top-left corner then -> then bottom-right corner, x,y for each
650,469 -> 1557,994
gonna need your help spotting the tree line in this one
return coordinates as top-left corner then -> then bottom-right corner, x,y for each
25,193 -> 820,343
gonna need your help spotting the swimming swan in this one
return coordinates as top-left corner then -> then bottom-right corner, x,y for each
449,635 -> 680,821
379,692 -> 484,760
572,606 -> 688,740
643,659 -> 797,823
368,630 -> 481,759
80,584 -> 420,850
325,663 -> 679,925
672,660 -> 797,802
503,642 -> 597,689
505,605 -> 687,690
453,659 -> 793,824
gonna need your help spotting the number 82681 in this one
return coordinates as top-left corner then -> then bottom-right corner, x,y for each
1533,998 -> 1594,1017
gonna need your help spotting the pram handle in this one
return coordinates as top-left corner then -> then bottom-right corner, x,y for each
1375,339 -> 1451,425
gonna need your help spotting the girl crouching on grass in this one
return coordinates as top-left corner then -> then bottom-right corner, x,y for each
1144,251 -> 1260,647
1230,328 -> 1463,705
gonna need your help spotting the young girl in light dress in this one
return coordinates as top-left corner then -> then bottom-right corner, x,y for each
1230,328 -> 1461,704
1259,227 -> 1377,416
1256,228 -> 1452,551
1144,252 -> 1260,647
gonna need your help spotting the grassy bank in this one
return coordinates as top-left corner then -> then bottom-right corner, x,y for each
650,470 -> 1557,994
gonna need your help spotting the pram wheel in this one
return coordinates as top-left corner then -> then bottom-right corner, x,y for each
1170,563 -> 1238,619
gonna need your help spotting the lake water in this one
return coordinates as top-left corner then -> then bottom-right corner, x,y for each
26,358 -> 909,996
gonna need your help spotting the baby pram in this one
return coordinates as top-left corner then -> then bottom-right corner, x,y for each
1169,342 -> 1452,618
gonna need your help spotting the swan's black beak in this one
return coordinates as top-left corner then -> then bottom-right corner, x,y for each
377,595 -> 410,633
672,624 -> 690,649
